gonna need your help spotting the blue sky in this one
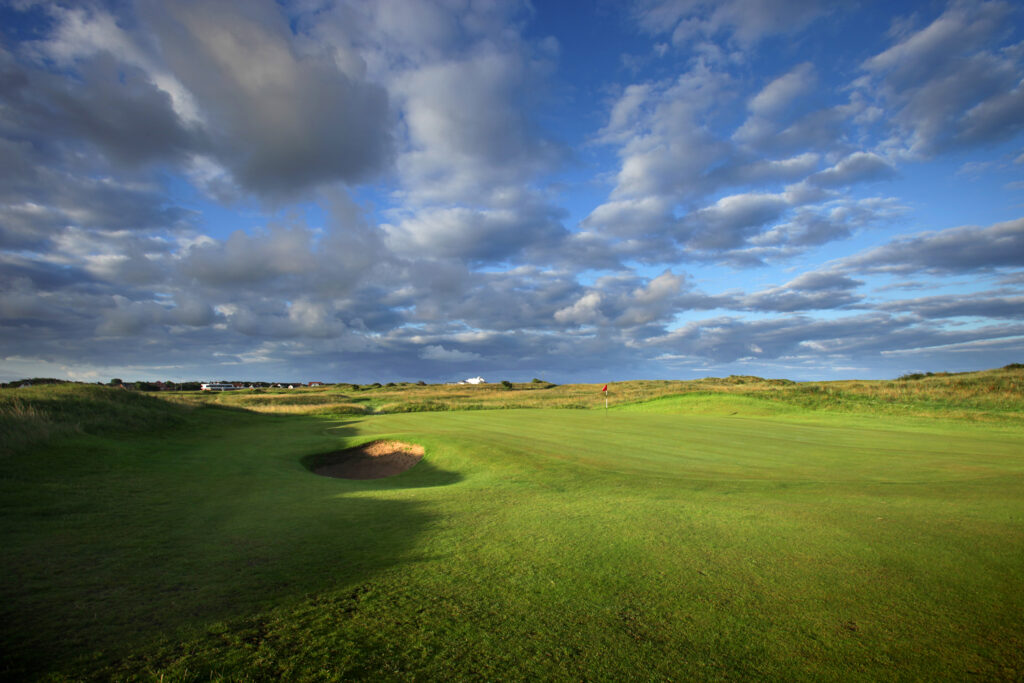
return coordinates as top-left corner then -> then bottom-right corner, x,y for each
1,0 -> 1023,384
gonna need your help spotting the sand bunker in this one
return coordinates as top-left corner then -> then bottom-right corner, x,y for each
311,440 -> 425,480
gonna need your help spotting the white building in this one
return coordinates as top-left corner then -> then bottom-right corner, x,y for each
460,376 -> 487,385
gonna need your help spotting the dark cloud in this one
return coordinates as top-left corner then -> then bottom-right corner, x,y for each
877,293 -> 1024,320
840,217 -> 1024,274
0,47 -> 196,166
146,0 -> 392,196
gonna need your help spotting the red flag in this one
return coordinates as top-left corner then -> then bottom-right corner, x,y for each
601,384 -> 608,392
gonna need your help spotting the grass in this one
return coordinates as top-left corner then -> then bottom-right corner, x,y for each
0,384 -> 192,457
1,370 -> 1023,680
163,365 -> 1024,421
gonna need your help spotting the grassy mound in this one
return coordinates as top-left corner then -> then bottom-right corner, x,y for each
0,384 -> 191,456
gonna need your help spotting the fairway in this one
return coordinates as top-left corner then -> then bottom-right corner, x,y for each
3,395 -> 1023,681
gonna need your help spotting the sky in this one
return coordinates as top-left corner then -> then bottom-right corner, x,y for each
1,0 -> 1023,384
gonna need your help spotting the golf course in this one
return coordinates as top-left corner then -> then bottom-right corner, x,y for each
2,368 -> 1023,681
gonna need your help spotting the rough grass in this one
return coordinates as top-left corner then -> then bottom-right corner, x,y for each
160,366 -> 1024,422
0,384 -> 191,456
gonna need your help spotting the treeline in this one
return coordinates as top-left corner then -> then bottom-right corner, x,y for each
1,378 -> 77,389
1,379 -> 427,391
2,378 -> 242,391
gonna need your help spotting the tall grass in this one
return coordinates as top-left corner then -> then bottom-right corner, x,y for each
0,384 -> 191,456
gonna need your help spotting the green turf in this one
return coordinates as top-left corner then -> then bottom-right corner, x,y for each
2,390 -> 1023,680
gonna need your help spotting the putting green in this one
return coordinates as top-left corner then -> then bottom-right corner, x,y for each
360,408 -> 1024,485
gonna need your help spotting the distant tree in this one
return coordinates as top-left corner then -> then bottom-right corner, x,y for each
501,380 -> 513,389
110,378 -> 123,386
416,380 -> 427,386
531,378 -> 545,383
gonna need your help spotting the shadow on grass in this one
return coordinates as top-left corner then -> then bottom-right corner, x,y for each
0,411 -> 462,680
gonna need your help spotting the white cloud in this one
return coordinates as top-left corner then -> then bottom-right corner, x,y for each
420,345 -> 482,362
382,202 -> 567,263
554,292 -> 606,326
682,192 -> 790,250
748,62 -> 815,116
635,0 -> 831,46
839,216 -> 1024,274
809,152 -> 896,187
860,1 -> 1024,156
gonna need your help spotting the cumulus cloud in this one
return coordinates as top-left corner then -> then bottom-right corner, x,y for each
382,202 -> 567,264
754,197 -> 906,249
634,0 -> 831,46
181,224 -> 317,287
733,63 -> 819,145
840,217 -> 1024,274
582,196 -> 675,238
604,62 -> 732,201
681,192 -> 790,250
808,152 -> 897,187
1,1 -> 1021,383
393,50 -> 560,205
644,311 -> 1024,366
860,0 -> 1024,156
749,63 -> 816,116
554,270 -> 722,331
144,0 -> 392,195
0,50 -> 196,167
877,293 -> 1024,320
5,1 -> 393,199
740,271 -> 864,312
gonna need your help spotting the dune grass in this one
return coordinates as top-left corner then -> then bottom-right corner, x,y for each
0,383 -> 192,457
162,365 -> 1024,422
2,377 -> 1023,680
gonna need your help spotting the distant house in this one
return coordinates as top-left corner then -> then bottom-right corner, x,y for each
308,381 -> 326,387
201,382 -> 238,392
460,376 -> 487,385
